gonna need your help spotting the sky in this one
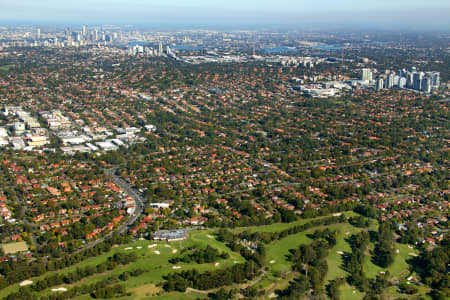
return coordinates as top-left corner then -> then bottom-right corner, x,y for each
0,0 -> 449,30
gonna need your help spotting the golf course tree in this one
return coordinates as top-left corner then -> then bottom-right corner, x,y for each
373,221 -> 395,268
163,261 -> 259,292
326,278 -> 346,300
416,235 -> 449,297
345,231 -> 370,289
164,237 -> 265,292
0,233 -> 132,289
169,245 -> 229,264
276,230 -> 338,298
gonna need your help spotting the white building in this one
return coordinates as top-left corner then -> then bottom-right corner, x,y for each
96,141 -> 118,151
361,68 -> 372,81
0,127 -> 8,137
0,138 -> 8,147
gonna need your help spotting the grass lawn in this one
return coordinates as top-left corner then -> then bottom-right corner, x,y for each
265,229 -> 312,275
261,221 -> 364,298
324,223 -> 362,283
382,285 -> 432,300
364,242 -> 418,280
0,230 -> 243,299
76,290 -> 206,300
340,283 -> 365,300
1,213 -> 422,300
231,211 -> 358,235
129,284 -> 161,298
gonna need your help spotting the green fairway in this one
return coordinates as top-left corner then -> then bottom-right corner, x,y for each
0,230 -> 244,299
231,211 -> 357,234
265,228 -> 313,275
0,214 -> 423,300
340,283 -> 365,300
364,242 -> 418,280
324,223 -> 361,283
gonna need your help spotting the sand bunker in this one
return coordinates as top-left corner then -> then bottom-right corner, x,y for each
409,252 -> 418,257
336,251 -> 344,255
124,247 -> 133,250
148,244 -> 157,248
172,249 -> 178,253
270,260 -> 276,264
172,266 -> 181,269
153,250 -> 160,255
20,280 -> 33,286
136,246 -> 142,249
51,287 -> 68,292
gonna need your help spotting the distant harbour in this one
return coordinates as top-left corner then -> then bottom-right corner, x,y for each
262,44 -> 343,53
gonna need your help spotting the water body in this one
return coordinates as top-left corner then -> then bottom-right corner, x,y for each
128,41 -> 151,47
262,47 -> 297,53
171,45 -> 204,50
309,45 -> 343,50
262,45 -> 343,53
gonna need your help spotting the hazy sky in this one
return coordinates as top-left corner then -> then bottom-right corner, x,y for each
1,0 -> 449,29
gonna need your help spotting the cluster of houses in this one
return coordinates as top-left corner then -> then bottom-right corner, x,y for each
0,194 -> 12,222
1,158 -> 136,248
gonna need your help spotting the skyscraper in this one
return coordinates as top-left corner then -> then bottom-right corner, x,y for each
406,72 -> 414,89
398,77 -> 407,89
422,77 -> 432,93
158,42 -> 163,56
82,25 -> 87,37
361,68 -> 372,81
413,72 -> 423,91
386,74 -> 395,89
376,78 -> 384,91
37,28 -> 41,39
431,72 -> 440,89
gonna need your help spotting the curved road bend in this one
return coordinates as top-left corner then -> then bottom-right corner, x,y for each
80,168 -> 146,250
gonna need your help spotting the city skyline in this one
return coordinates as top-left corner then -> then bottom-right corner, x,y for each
0,0 -> 449,30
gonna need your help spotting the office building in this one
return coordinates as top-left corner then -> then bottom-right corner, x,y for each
398,77 -> 407,89
422,77 -> 432,93
376,78 -> 384,91
393,75 -> 400,86
406,72 -> 414,89
413,72 -> 423,91
37,28 -> 41,39
431,72 -> 440,89
386,74 -> 395,89
361,68 -> 372,81
158,42 -> 163,56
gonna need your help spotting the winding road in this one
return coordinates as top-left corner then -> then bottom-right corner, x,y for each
80,168 -> 146,250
